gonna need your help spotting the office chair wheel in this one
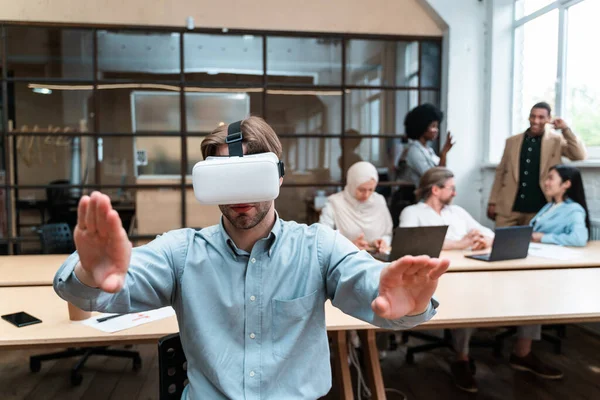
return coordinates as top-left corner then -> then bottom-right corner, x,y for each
71,371 -> 83,386
30,359 -> 41,373
405,352 -> 415,364
132,355 -> 142,371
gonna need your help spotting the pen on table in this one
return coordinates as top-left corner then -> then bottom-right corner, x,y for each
96,314 -> 126,323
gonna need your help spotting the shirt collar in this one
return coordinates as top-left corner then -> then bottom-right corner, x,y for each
218,211 -> 282,260
525,129 -> 544,141
420,201 -> 449,213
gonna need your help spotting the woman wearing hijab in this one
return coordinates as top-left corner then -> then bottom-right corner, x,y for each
319,161 -> 393,253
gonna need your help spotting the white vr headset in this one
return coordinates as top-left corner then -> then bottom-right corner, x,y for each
192,120 -> 285,205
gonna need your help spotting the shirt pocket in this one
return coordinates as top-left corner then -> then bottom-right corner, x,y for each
271,289 -> 322,360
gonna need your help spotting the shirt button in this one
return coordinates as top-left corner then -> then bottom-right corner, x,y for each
249,371 -> 255,377
521,194 -> 526,199
526,159 -> 531,163
250,295 -> 256,301
251,258 -> 256,263
532,138 -> 536,142
250,333 -> 256,339
524,171 -> 529,175
523,182 -> 527,187
528,147 -> 533,151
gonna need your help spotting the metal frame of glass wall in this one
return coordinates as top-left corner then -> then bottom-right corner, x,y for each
0,23 -> 442,254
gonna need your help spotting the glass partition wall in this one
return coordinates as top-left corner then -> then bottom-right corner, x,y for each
0,25 -> 442,254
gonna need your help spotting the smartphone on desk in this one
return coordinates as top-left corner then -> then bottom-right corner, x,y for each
2,311 -> 42,327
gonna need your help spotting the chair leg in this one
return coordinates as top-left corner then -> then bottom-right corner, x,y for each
404,329 -> 452,364
406,341 -> 450,364
70,348 -> 95,386
494,327 -> 517,359
30,348 -> 87,372
541,333 -> 562,355
93,347 -> 142,370
558,325 -> 567,339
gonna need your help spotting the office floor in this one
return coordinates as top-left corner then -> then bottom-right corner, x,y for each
1,326 -> 599,400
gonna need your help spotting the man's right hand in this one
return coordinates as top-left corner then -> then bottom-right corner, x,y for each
486,204 -> 496,220
73,191 -> 132,293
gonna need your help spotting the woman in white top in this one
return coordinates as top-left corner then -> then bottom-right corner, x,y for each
398,103 -> 455,186
319,161 -> 393,253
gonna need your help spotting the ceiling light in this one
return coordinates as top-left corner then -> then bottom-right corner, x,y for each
32,88 -> 52,95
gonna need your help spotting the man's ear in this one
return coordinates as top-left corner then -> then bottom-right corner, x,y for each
279,177 -> 283,186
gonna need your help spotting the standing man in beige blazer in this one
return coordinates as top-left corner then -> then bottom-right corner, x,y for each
488,102 -> 587,226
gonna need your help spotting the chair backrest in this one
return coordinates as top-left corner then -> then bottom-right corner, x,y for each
390,184 -> 416,228
46,179 -> 72,208
39,223 -> 75,254
158,333 -> 188,400
46,180 -> 78,227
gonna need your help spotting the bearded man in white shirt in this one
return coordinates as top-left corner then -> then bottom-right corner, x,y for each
399,167 -> 563,393
400,167 -> 493,251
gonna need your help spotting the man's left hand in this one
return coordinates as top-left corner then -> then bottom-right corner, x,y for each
372,255 -> 449,319
552,117 -> 569,130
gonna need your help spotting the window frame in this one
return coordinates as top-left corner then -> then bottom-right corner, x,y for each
512,0 -> 598,157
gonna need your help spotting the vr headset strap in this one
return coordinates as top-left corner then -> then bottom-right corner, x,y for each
225,119 -> 285,177
226,120 -> 244,157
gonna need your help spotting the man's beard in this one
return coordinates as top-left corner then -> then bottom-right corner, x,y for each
219,201 -> 271,230
440,197 -> 453,206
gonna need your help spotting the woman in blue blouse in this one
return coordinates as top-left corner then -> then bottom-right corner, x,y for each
531,165 -> 590,246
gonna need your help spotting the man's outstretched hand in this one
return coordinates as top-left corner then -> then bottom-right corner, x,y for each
372,255 -> 449,319
73,191 -> 132,293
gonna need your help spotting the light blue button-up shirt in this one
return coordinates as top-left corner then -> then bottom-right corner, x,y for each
54,216 -> 437,399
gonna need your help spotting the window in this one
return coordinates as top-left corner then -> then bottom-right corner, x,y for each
0,24 -> 442,253
513,0 -> 600,156
512,9 -> 558,134
514,0 -> 556,20
564,0 -> 600,152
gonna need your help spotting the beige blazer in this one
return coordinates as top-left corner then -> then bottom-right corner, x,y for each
489,127 -> 587,217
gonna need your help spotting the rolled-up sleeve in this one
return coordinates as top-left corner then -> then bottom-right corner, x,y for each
54,229 -> 191,313
318,225 -> 437,330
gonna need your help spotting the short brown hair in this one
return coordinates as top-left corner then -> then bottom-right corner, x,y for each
200,116 -> 283,159
415,167 -> 454,201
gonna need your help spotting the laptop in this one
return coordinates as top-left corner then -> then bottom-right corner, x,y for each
375,225 -> 448,262
465,225 -> 533,262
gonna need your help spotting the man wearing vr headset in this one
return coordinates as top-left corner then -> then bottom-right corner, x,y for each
54,116 -> 448,400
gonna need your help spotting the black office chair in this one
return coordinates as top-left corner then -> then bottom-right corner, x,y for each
158,333 -> 189,400
39,223 -> 75,254
46,179 -> 77,230
389,184 -> 416,228
30,223 -> 142,386
400,329 -> 502,365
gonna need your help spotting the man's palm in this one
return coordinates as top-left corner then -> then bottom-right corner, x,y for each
372,256 -> 448,319
75,193 -> 132,293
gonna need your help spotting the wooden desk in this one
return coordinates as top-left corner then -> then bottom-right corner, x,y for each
0,255 -> 68,287
5,241 -> 599,288
442,241 -> 600,272
3,268 -> 600,399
